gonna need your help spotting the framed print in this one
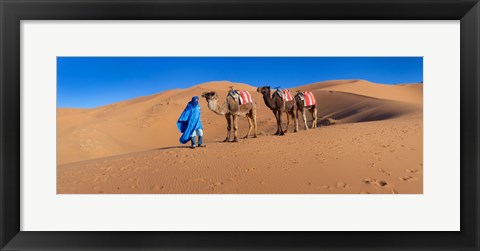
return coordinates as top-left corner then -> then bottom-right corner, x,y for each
1,0 -> 479,250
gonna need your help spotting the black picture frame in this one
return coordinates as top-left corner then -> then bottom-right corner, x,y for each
1,0 -> 479,250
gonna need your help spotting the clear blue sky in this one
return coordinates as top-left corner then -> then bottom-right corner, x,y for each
57,57 -> 423,108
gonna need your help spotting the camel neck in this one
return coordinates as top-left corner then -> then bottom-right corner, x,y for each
207,98 -> 228,115
262,91 -> 276,110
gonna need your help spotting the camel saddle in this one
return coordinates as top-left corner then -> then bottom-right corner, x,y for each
274,89 -> 285,100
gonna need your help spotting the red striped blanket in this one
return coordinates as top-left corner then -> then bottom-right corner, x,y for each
233,90 -> 253,105
303,91 -> 316,106
283,89 -> 294,102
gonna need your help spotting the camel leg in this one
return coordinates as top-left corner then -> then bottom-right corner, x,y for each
293,110 -> 298,132
274,111 -> 280,135
302,109 -> 309,130
284,111 -> 290,133
244,115 -> 253,139
252,109 -> 258,138
311,106 -> 317,129
224,114 -> 231,142
273,110 -> 280,135
233,115 -> 239,142
295,108 -> 299,131
278,110 -> 285,136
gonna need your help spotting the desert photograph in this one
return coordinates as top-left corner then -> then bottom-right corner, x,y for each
57,57 -> 423,194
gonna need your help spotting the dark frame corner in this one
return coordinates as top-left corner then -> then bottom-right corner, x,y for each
1,0 -> 479,250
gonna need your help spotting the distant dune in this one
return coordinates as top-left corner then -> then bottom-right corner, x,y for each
57,80 -> 423,194
299,79 -> 423,104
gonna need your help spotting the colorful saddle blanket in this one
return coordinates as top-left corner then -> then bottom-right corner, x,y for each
282,89 -> 294,102
274,89 -> 294,102
298,91 -> 316,106
229,90 -> 254,105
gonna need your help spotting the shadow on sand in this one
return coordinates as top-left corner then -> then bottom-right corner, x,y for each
154,146 -> 192,150
155,141 -> 219,150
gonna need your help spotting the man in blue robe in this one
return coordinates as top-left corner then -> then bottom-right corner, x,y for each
177,96 -> 205,148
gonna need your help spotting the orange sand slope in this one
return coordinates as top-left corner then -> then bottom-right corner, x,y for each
57,80 -> 423,194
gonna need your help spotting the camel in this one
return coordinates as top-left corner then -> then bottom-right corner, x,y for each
201,91 -> 257,142
257,86 -> 298,135
295,91 -> 318,130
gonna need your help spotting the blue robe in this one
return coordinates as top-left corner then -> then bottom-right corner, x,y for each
177,102 -> 203,144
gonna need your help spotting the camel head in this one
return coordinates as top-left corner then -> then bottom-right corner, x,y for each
201,91 -> 218,102
256,86 -> 271,96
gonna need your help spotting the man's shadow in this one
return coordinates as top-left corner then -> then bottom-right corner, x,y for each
155,146 -> 191,150
154,141 -> 216,150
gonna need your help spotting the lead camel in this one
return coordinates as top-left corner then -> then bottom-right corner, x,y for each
201,91 -> 257,142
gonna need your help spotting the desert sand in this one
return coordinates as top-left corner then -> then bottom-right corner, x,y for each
57,80 -> 423,194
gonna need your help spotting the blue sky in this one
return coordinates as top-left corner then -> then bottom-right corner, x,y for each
57,57 -> 423,108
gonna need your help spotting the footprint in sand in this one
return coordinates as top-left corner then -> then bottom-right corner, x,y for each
405,169 -> 420,173
208,182 -> 224,191
377,180 -> 389,187
363,178 -> 375,185
150,185 -> 165,191
399,176 -> 416,182
363,178 -> 390,187
335,182 -> 350,189
323,185 -> 334,191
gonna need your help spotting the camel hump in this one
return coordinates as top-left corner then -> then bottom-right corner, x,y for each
296,92 -> 305,99
228,89 -> 239,96
227,90 -> 240,102
273,89 -> 284,99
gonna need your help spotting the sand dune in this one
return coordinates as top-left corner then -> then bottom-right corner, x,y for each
299,79 -> 423,104
57,80 -> 422,194
57,81 -> 269,164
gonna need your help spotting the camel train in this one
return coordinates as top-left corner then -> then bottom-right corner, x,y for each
201,86 -> 317,142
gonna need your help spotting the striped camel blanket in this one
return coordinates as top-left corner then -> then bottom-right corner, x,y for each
298,91 -> 316,106
274,89 -> 294,102
282,89 -> 294,102
229,90 -> 254,105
